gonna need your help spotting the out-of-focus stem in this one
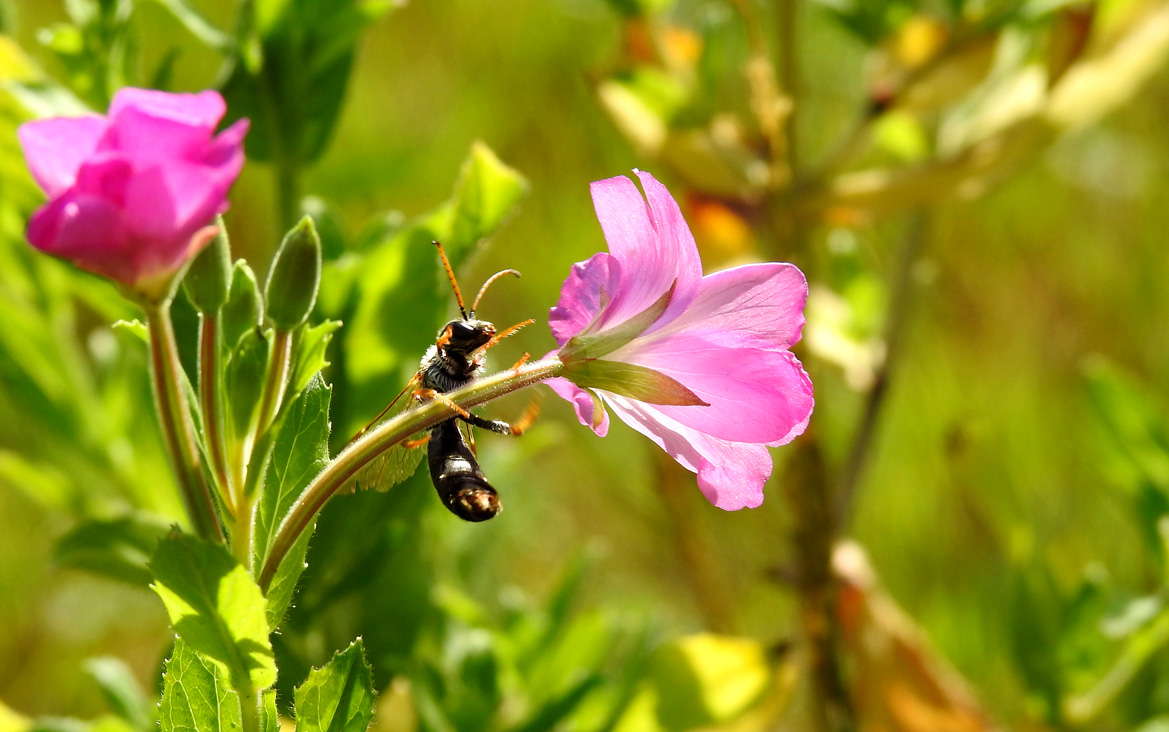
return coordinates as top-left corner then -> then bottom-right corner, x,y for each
785,437 -> 854,732
146,303 -> 223,542
258,358 -> 563,592
836,211 -> 929,525
199,313 -> 234,515
656,453 -> 736,633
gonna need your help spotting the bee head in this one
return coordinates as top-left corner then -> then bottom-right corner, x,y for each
438,318 -> 495,356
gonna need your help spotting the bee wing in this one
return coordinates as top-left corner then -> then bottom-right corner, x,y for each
342,436 -> 427,493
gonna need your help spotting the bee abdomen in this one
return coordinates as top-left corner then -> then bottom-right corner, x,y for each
427,419 -> 502,522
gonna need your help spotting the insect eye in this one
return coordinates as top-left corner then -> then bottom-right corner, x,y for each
449,321 -> 476,340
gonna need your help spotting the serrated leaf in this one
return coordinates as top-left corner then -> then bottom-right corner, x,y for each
84,657 -> 154,730
159,638 -> 242,732
290,320 -> 341,399
55,514 -> 171,587
294,639 -> 375,732
255,374 -> 332,628
150,534 -> 276,692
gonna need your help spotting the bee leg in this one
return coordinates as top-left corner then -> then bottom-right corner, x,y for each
415,387 -> 472,420
462,412 -> 513,436
509,352 -> 530,372
460,394 -> 542,437
403,434 -> 431,449
508,395 -> 542,435
482,319 -> 535,351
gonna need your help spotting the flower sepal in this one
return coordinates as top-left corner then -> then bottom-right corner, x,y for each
559,282 -> 676,363
561,358 -> 709,407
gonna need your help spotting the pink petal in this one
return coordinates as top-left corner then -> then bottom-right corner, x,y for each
548,252 -> 619,346
18,115 -> 109,197
202,118 -> 249,173
612,332 -> 814,443
73,153 -> 134,205
607,395 -> 771,510
644,262 -> 809,352
107,88 -> 226,164
27,193 -> 135,283
544,375 -> 610,437
589,173 -> 701,335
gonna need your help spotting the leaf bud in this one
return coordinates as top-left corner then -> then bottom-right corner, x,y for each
265,216 -> 322,331
222,261 -> 262,348
182,217 -> 232,313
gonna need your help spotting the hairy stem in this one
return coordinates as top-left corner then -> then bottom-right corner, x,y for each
255,328 -> 292,442
258,357 -> 564,591
146,303 -> 223,542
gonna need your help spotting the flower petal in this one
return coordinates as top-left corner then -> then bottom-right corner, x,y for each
589,173 -> 701,334
107,88 -> 225,164
548,251 -> 619,346
644,262 -> 809,352
27,193 -> 134,282
544,376 -> 610,436
612,332 -> 814,443
18,115 -> 108,197
607,395 -> 771,510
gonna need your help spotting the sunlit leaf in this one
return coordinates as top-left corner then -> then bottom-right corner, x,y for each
293,639 -> 376,732
150,534 -> 276,691
159,638 -> 242,732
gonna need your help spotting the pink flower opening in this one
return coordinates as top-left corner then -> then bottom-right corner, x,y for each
18,87 -> 249,297
547,171 -> 814,510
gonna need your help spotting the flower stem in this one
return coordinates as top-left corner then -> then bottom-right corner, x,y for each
255,328 -> 292,443
199,313 -> 234,515
258,357 -> 563,592
146,303 -> 223,542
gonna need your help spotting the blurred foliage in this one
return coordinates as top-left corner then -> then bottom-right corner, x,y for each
3,0 -> 1169,730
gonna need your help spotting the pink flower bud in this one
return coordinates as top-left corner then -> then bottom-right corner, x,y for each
19,88 -> 248,300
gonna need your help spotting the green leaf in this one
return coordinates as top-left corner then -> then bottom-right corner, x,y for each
84,657 -> 154,731
448,141 -> 529,252
289,320 -> 342,400
159,638 -> 242,732
255,374 -> 332,628
562,359 -> 707,407
225,328 -> 271,444
220,0 -> 399,165
55,514 -> 172,587
293,639 -> 375,732
150,534 -> 276,692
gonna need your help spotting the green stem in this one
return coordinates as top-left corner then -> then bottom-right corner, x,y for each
146,303 -> 223,542
258,357 -> 563,591
199,313 -> 234,514
255,328 -> 292,442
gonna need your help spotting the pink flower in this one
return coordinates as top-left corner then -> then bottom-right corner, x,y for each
546,171 -> 813,510
18,88 -> 248,298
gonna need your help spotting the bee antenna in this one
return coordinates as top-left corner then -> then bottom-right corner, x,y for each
470,269 -> 521,317
433,241 -> 468,319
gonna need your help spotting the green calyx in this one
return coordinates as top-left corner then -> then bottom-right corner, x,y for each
264,216 -> 322,331
559,281 -> 676,362
562,358 -> 707,407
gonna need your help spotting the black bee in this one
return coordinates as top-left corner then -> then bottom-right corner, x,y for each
363,241 -> 533,521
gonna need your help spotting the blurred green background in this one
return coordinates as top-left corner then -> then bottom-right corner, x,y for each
3,0 -> 1169,730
